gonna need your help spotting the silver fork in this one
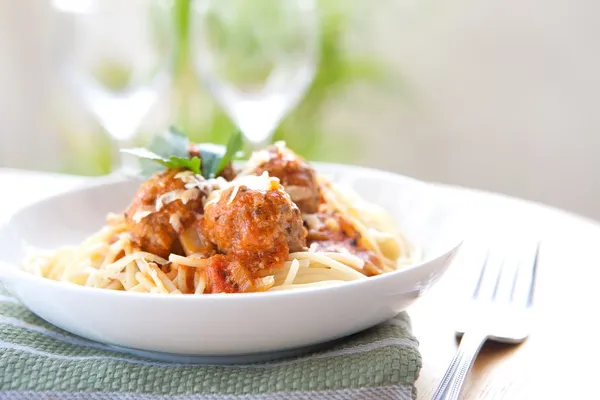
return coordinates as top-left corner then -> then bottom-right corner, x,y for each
431,242 -> 540,400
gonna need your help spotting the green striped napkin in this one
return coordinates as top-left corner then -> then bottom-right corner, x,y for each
0,286 -> 422,400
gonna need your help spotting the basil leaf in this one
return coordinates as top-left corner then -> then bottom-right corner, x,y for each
121,148 -> 201,176
216,130 -> 243,175
132,126 -> 192,177
196,131 -> 244,179
121,128 -> 243,179
121,148 -> 168,163
198,148 -> 221,179
150,126 -> 189,159
163,155 -> 201,175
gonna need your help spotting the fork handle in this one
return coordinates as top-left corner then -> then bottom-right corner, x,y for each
431,331 -> 488,400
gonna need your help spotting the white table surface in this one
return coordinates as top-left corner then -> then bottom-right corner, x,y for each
2,167 -> 600,399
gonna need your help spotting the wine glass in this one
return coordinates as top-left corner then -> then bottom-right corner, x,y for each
190,0 -> 319,149
52,0 -> 174,172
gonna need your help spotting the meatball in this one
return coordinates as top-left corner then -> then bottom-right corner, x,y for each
246,142 -> 320,213
203,180 -> 307,273
124,169 -> 204,258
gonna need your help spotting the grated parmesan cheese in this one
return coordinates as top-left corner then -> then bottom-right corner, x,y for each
169,213 -> 182,232
238,140 -> 294,177
205,172 -> 282,207
227,184 -> 240,205
175,170 -> 195,181
132,210 -> 152,223
156,189 -> 200,211
303,213 -> 323,231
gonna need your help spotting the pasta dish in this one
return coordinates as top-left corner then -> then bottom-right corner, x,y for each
24,139 -> 415,295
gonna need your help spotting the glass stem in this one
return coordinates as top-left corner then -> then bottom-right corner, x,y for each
247,134 -> 274,153
110,138 -> 136,176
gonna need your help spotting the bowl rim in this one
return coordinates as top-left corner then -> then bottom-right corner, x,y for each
0,162 -> 465,302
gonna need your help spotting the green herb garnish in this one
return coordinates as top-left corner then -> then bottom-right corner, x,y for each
198,130 -> 243,179
121,148 -> 201,175
217,130 -> 243,175
121,127 -> 243,179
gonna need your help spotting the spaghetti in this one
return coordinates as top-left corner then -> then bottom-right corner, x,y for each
23,142 -> 416,294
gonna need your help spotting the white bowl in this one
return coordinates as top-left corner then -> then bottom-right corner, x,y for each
0,163 -> 463,363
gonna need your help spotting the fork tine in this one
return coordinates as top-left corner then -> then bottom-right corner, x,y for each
473,249 -> 505,301
526,242 -> 541,307
509,257 -> 520,303
471,250 -> 490,299
491,258 -> 505,300
510,241 -> 540,307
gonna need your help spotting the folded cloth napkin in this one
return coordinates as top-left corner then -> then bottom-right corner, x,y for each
0,287 -> 422,400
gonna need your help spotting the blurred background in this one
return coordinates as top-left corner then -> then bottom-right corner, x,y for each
1,0 -> 599,220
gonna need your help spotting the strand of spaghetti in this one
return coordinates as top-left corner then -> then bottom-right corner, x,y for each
135,272 -> 156,291
134,260 -> 165,293
277,259 -> 310,271
289,252 -> 367,280
143,261 -> 178,293
84,250 -> 115,287
292,269 -> 356,284
169,254 -> 210,268
194,270 -> 205,294
129,284 -> 148,293
370,229 -> 402,260
105,279 -> 124,290
166,268 -> 178,281
88,247 -> 107,270
313,252 -> 364,270
47,250 -> 74,281
123,236 -> 134,255
101,239 -> 125,268
291,254 -> 366,281
268,280 -> 347,291
256,275 -> 275,291
271,258 -> 310,283
99,272 -> 119,289
303,265 -> 363,281
295,264 -> 352,275
81,255 -> 100,276
115,272 -> 127,290
101,252 -> 168,278
124,262 -> 136,290
83,243 -> 109,270
283,259 -> 300,286
34,251 -> 64,278
86,271 -> 109,288
51,254 -> 69,279
122,238 -> 138,290
175,264 -> 188,293
67,271 -> 93,286
80,226 -> 114,246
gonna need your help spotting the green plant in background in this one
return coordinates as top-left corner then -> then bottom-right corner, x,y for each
59,0 -> 390,175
